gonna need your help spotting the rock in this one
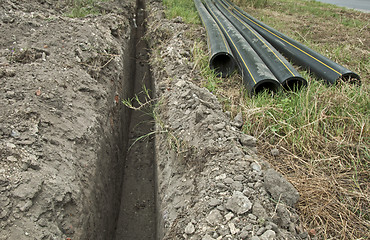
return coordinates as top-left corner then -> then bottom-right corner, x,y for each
239,231 -> 249,239
263,169 -> 299,207
231,181 -> 243,191
243,224 -> 253,231
13,178 -> 42,199
251,236 -> 260,240
185,222 -> 195,234
266,222 -> 279,232
195,110 -> 204,123
239,135 -> 256,147
6,91 -> 15,98
223,177 -> 234,184
224,212 -> 234,221
6,142 -> 16,148
289,223 -> 297,234
214,122 -> 226,131
225,191 -> 252,215
299,232 -> 308,239
251,162 -> 261,172
233,175 -> 244,181
207,209 -> 222,225
202,235 -> 215,240
260,230 -> 276,240
10,129 -> 20,138
252,202 -> 268,220
248,213 -> 257,221
19,200 -> 33,212
175,80 -> 186,88
256,227 -> 266,236
215,173 -> 226,180
228,222 -> 239,235
273,204 -> 291,228
37,218 -> 47,227
0,208 -> 9,219
20,162 -> 29,171
232,112 -> 243,128
7,156 -> 17,162
209,198 -> 221,207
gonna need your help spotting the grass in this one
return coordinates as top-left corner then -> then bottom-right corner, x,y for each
66,0 -> 111,18
162,0 -> 200,24
162,0 -> 369,239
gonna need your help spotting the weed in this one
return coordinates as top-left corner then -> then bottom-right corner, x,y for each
162,0 -> 200,24
66,0 -> 110,18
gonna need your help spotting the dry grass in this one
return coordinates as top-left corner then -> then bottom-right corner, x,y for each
225,1 -> 370,239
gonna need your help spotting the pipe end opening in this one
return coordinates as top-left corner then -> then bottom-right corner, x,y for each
340,72 -> 361,85
253,80 -> 281,95
210,53 -> 236,78
283,77 -> 307,91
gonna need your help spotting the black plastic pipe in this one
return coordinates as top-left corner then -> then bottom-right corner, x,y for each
221,0 -> 360,84
214,0 -> 307,90
203,0 -> 281,95
193,0 -> 236,77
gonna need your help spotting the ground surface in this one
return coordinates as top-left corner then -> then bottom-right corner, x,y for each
147,1 -> 307,239
0,0 -> 135,238
0,0 -> 324,239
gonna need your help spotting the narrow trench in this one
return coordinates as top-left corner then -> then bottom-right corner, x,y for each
113,0 -> 156,239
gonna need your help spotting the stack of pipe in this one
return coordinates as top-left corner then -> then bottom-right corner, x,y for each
194,0 -> 360,96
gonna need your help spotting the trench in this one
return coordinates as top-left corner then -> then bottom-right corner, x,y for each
113,0 -> 157,239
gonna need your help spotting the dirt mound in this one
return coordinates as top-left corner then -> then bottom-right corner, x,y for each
0,0 -> 135,239
147,1 -> 305,239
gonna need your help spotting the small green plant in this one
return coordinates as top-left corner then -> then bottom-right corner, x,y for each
66,0 -> 110,18
122,86 -> 183,152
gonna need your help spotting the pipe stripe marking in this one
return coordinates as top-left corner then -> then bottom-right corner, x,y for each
197,2 -> 232,56
206,2 -> 256,84
219,2 -> 295,77
213,11 -> 232,54
223,0 -> 342,76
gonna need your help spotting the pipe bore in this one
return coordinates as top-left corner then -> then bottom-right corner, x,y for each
210,52 -> 236,77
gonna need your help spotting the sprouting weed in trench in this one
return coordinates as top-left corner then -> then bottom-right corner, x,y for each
122,86 -> 183,154
122,85 -> 156,111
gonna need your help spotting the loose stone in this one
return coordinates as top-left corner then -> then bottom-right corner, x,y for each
260,230 -> 276,240
225,191 -> 252,215
185,222 -> 195,234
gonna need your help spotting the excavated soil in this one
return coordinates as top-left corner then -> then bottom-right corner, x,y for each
1,0 -> 309,239
0,0 -> 136,239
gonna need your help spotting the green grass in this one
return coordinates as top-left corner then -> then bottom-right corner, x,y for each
66,0 -> 110,18
162,0 -> 369,239
162,0 -> 200,24
191,41 -> 225,93
233,0 -> 269,8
